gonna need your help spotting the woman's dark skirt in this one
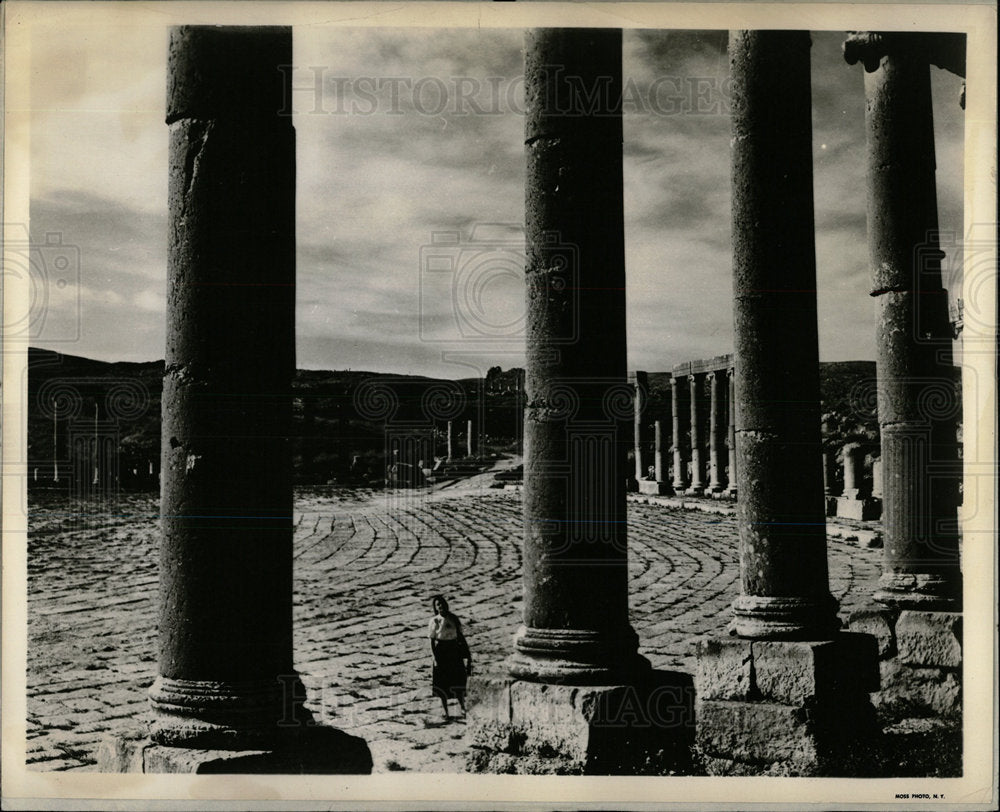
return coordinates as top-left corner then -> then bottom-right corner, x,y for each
432,639 -> 467,701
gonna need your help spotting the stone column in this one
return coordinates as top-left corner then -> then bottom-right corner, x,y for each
469,28 -> 687,775
687,374 -> 705,495
466,418 -> 474,458
726,30 -> 838,638
841,32 -> 963,727
446,419 -> 454,462
707,370 -> 726,493
845,32 -> 962,610
510,27 -> 641,683
871,458 -> 883,498
670,374 -> 689,492
695,31 -> 878,777
99,26 -> 370,774
724,367 -> 737,497
653,421 -> 665,482
836,442 -> 878,520
841,442 -> 864,497
630,371 -> 647,489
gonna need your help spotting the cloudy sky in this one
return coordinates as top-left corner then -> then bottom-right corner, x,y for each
27,21 -> 966,379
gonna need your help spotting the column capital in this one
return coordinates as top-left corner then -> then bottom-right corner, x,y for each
843,31 -> 966,77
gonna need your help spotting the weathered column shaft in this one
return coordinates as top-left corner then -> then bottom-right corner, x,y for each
466,418 -> 474,457
513,27 -> 643,682
632,371 -> 647,481
729,30 -> 838,637
725,368 -> 737,495
842,442 -> 863,496
654,420 -> 665,482
708,370 -> 725,491
446,419 -> 454,461
152,26 -> 301,745
670,376 -> 689,491
688,374 -> 705,493
855,34 -> 961,609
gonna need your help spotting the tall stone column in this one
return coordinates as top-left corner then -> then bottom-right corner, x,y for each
707,370 -> 726,493
630,370 -> 647,489
695,31 -> 878,777
653,421 -> 665,482
446,419 -> 454,462
842,32 -> 963,727
724,367 -> 737,497
99,26 -> 370,774
844,32 -> 962,609
510,27 -> 640,684
670,374 -> 689,491
687,373 -> 706,495
468,28 -> 687,775
727,30 -> 838,638
466,418 -> 474,458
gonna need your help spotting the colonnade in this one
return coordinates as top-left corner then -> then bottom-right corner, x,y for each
630,357 -> 736,498
99,25 -> 963,776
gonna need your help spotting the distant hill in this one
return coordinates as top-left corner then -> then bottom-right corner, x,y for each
26,349 -> 947,490
25,348 -> 523,489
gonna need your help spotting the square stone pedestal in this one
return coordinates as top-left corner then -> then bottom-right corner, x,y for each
694,634 -> 881,776
96,725 -> 373,774
638,480 -> 672,495
848,606 -> 962,720
466,671 -> 694,775
835,495 -> 881,521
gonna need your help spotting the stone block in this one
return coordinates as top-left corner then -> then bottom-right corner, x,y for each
856,530 -> 883,548
848,606 -> 898,658
95,728 -> 146,772
836,496 -> 881,521
638,480 -> 671,495
97,726 -> 373,774
696,699 -> 815,763
874,659 -> 961,719
752,634 -> 880,704
895,611 -> 962,668
694,637 -> 753,700
467,671 -> 693,775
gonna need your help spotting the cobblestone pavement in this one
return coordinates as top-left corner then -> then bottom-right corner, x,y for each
25,482 -> 881,773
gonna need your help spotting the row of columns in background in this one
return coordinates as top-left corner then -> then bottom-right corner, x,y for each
630,359 -> 736,497
100,25 -> 964,776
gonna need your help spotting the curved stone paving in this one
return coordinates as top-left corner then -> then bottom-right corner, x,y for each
25,488 -> 881,772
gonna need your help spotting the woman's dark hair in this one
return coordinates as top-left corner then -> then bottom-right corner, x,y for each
431,594 -> 449,613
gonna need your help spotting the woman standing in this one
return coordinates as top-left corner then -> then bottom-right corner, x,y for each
428,595 -> 472,720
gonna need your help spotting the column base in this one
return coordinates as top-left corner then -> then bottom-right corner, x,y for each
148,675 -> 314,749
729,594 -> 841,639
694,634 -> 881,776
638,480 -> 672,495
873,572 -> 961,611
96,724 -> 373,774
466,671 -> 694,775
685,485 -> 705,497
835,495 -> 881,521
508,626 -> 650,684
